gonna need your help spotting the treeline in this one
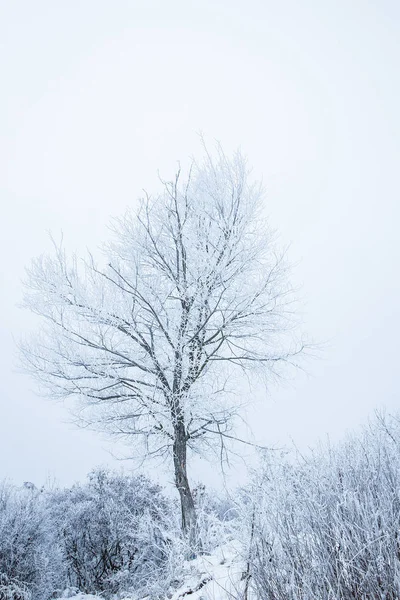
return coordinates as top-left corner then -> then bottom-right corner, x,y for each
2,413 -> 400,600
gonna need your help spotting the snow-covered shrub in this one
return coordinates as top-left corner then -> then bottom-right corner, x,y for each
48,469 -> 179,599
0,481 -> 62,600
245,412 -> 400,600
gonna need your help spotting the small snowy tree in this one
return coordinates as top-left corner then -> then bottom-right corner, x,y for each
21,147 -> 302,547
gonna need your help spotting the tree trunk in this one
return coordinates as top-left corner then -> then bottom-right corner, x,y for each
172,421 -> 198,553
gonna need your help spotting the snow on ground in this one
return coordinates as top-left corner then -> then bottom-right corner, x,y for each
168,541 -> 248,600
59,541 -> 253,600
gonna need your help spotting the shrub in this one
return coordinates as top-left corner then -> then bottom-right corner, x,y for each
48,469 -> 177,598
0,481 -> 61,600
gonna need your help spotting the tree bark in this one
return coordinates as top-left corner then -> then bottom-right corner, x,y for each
172,420 -> 198,553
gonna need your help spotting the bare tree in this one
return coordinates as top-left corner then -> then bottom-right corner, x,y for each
21,147 -> 302,548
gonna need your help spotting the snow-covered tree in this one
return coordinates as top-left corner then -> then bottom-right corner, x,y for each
21,147 -> 302,547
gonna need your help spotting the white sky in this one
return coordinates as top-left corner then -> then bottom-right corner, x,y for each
1,0 -> 399,488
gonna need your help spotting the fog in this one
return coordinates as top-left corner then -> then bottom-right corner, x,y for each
1,0 -> 399,487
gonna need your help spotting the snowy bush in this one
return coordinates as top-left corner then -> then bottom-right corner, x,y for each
48,469 -> 180,598
245,412 -> 400,600
0,481 -> 62,600
0,471 -> 188,599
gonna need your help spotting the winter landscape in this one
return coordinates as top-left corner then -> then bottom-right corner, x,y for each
2,1 -> 400,599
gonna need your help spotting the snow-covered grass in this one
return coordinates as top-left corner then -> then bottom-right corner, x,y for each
245,412 -> 400,599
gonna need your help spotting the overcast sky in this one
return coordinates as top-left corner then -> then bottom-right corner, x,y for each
1,0 -> 399,489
